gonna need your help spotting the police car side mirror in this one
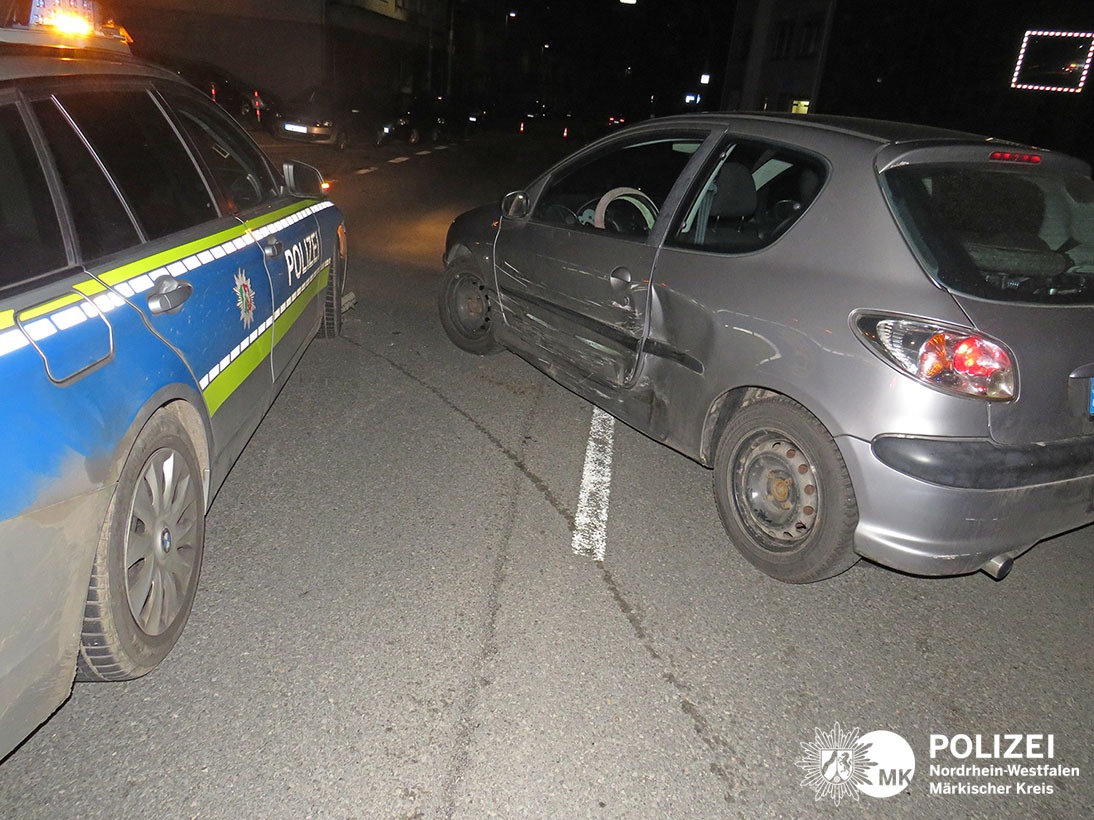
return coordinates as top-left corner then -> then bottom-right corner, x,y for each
283,161 -> 327,198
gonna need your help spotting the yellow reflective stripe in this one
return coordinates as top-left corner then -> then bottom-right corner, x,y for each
274,263 -> 329,340
0,199 -> 326,330
201,261 -> 329,416
202,319 -> 274,416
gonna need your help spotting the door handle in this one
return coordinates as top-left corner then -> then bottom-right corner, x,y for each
147,275 -> 193,315
609,266 -> 632,288
263,236 -> 283,258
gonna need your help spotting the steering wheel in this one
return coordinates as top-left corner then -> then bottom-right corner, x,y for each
541,202 -> 579,226
593,187 -> 658,232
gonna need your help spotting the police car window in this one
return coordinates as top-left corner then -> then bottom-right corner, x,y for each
0,104 -> 67,287
51,90 -> 216,240
161,89 -> 278,214
33,99 -> 140,261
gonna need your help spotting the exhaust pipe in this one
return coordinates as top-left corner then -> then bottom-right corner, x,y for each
982,554 -> 1014,580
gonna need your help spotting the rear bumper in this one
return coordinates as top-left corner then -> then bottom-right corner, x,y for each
871,434 -> 1094,489
838,435 -> 1094,577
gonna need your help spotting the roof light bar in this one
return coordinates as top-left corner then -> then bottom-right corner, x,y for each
1,0 -> 131,52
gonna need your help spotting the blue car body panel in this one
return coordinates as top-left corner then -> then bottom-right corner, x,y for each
0,197 -> 342,761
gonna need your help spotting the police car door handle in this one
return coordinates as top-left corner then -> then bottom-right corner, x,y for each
263,236 -> 283,258
147,274 -> 193,315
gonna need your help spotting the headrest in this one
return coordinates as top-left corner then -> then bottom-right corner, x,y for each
710,163 -> 756,219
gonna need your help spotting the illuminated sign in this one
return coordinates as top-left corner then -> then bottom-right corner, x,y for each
1011,30 -> 1094,93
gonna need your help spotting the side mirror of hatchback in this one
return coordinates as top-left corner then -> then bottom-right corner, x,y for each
501,190 -> 530,219
283,161 -> 327,198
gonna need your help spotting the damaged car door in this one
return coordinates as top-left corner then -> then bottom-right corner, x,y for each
492,133 -> 708,388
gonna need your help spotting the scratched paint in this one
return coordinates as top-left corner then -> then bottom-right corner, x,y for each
571,407 -> 616,561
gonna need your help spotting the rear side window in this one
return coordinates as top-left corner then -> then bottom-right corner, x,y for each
53,89 -> 216,240
883,164 -> 1094,304
669,138 -> 826,253
0,104 -> 67,287
33,98 -> 141,261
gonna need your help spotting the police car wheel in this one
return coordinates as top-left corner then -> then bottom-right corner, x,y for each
438,258 -> 502,355
713,395 -> 859,583
76,412 -> 205,681
319,243 -> 344,338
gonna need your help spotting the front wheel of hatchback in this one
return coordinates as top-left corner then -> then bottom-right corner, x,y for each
77,411 -> 205,681
713,396 -> 859,583
438,259 -> 502,355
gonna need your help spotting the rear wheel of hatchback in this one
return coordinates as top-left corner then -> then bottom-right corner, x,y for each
713,396 -> 860,583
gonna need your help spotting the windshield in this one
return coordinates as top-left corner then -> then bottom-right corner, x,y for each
882,163 -> 1094,304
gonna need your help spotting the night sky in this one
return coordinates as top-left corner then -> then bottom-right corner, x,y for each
491,0 -> 737,119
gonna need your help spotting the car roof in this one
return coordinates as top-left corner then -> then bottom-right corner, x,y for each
640,111 -> 998,147
0,43 -> 182,85
606,110 -> 1094,173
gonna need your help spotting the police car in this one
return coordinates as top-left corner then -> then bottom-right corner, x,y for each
0,2 -> 347,759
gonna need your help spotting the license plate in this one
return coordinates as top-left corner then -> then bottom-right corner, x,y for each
283,123 -> 307,134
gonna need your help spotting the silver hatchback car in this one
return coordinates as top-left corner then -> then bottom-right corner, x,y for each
439,113 -> 1094,583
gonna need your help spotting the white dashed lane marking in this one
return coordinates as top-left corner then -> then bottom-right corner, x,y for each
571,407 -> 616,562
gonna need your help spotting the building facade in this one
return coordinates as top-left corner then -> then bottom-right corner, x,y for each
722,0 -> 1094,164
109,0 -> 447,105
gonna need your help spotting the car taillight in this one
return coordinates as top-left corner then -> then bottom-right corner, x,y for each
854,314 -> 1016,400
989,150 -> 1041,164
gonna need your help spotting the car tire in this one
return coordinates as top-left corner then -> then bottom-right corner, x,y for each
76,411 -> 205,681
438,258 -> 502,355
319,240 -> 345,338
713,396 -> 859,583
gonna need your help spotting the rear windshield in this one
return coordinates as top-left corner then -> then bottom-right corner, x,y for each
882,163 -> 1094,304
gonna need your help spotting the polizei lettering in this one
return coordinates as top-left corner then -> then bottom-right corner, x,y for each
929,734 -> 1054,759
285,230 -> 321,285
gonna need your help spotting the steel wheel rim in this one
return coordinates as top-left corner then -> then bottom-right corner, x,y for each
732,430 -> 819,551
124,447 -> 200,636
453,275 -> 491,337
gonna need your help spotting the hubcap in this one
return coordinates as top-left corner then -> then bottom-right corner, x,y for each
453,275 -> 490,336
733,432 -> 819,550
125,448 -> 200,636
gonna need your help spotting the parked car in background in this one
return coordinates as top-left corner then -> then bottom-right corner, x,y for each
138,52 -> 272,129
440,112 -> 1094,583
273,84 -> 371,149
0,2 -> 347,761
376,95 -> 465,145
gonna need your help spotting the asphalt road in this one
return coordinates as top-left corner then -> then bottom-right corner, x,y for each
1,130 -> 1091,820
